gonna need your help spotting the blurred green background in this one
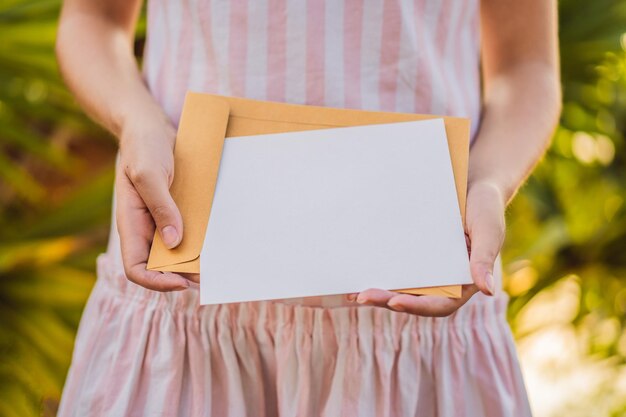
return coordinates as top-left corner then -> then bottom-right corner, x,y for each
1,0 -> 625,416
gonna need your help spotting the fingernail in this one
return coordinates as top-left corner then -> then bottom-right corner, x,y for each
346,293 -> 357,302
387,302 -> 405,312
162,226 -> 180,249
175,280 -> 190,291
356,296 -> 368,304
485,272 -> 495,296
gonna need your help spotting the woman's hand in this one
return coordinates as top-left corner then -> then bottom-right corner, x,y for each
115,109 -> 196,291
350,181 -> 506,316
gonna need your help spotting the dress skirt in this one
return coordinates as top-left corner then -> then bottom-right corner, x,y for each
58,247 -> 532,417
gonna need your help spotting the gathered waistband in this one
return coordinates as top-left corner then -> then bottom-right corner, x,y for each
94,253 -> 509,330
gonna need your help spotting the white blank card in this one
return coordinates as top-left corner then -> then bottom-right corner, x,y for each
200,119 -> 472,304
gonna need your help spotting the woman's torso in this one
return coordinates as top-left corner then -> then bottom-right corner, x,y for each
143,0 -> 481,131
106,0 -> 491,308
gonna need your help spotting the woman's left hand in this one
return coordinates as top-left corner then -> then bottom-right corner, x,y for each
349,181 -> 506,316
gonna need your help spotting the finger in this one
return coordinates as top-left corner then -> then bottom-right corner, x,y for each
126,165 -> 183,249
181,273 -> 200,284
116,173 -> 190,291
354,288 -> 397,307
467,207 -> 505,296
345,292 -> 358,302
387,284 -> 479,317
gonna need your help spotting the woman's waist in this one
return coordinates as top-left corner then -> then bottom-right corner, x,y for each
96,251 -> 506,317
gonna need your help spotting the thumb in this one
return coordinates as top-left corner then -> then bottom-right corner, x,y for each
467,209 -> 505,296
128,168 -> 183,249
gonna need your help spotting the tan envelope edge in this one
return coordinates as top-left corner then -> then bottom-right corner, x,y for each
148,92 -> 469,299
147,93 -> 230,271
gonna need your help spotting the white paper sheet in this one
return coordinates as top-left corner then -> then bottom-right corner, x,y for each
200,119 -> 472,304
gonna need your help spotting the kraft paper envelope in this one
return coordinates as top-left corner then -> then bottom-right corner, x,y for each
147,92 -> 470,298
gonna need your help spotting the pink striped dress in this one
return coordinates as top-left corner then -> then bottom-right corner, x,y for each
58,1 -> 532,416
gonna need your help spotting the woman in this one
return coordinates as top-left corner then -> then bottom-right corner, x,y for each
56,0 -> 560,416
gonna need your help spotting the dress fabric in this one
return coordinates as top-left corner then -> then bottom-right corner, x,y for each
58,0 -> 533,416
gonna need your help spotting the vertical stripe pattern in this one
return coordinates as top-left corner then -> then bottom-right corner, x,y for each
142,0 -> 483,309
57,254 -> 532,417
143,0 -> 482,138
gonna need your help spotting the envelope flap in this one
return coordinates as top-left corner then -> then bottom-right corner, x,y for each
147,93 -> 230,270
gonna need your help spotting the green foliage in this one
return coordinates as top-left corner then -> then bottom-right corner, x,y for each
505,0 -> 626,358
0,1 -> 118,415
0,0 -> 625,416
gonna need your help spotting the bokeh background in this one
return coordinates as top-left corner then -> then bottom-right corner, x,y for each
1,0 -> 625,416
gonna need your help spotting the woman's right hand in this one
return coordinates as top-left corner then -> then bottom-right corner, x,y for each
115,108 -> 195,291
